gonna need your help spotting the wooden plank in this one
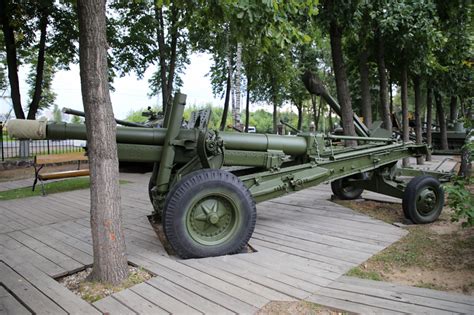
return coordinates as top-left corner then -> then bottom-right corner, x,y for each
7,231 -> 83,273
130,254 -> 256,314
314,286 -> 453,314
0,286 -> 32,315
112,289 -> 168,315
39,170 -> 89,180
138,254 -> 269,308
251,230 -> 371,264
181,258 -> 295,302
328,280 -> 474,314
12,263 -> 101,315
337,276 -> 474,306
307,293 -> 404,315
146,275 -> 231,315
130,282 -> 201,315
35,152 -> 88,164
93,296 -> 136,315
1,235 -> 66,277
234,251 -> 338,282
256,221 -> 384,254
0,262 -> 66,315
250,238 -> 354,270
21,228 -> 93,265
200,256 -> 312,299
37,225 -> 93,255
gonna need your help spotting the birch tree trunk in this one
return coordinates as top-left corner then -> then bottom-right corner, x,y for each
233,42 -> 242,130
77,0 -> 128,285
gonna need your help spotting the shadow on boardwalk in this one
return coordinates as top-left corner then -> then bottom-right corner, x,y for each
1,169 -> 473,314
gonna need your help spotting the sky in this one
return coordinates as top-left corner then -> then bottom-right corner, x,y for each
1,53 -> 226,120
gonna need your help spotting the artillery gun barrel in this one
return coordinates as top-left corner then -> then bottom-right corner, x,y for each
5,120 -> 308,156
62,107 -> 146,128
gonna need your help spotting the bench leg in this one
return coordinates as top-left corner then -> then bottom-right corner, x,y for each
32,165 -> 44,192
40,179 -> 46,196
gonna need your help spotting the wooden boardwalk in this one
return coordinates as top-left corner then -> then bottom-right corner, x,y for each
1,172 -> 473,314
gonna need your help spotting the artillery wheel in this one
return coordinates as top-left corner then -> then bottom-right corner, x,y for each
163,169 -> 256,258
402,175 -> 444,224
331,173 -> 367,200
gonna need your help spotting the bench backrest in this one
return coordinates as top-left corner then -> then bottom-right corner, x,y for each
35,151 -> 88,165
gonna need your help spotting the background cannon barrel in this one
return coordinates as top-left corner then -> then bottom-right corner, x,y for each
62,107 -> 146,128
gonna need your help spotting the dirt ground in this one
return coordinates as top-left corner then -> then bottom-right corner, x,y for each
336,198 -> 474,295
257,301 -> 353,315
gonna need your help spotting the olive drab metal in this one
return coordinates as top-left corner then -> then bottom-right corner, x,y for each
6,86 -> 454,259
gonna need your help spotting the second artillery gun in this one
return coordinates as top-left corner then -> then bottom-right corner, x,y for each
6,80 -> 453,259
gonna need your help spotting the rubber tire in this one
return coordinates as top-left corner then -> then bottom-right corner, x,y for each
163,169 -> 256,259
331,173 -> 366,200
402,175 -> 444,224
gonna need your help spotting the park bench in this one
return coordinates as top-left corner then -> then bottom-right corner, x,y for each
32,151 -> 89,195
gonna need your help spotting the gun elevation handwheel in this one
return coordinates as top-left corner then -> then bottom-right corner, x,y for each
402,175 -> 444,224
163,169 -> 256,258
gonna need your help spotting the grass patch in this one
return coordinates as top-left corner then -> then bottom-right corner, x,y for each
346,267 -> 383,281
0,178 -> 131,200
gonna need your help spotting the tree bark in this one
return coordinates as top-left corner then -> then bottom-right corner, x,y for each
426,86 -> 433,161
165,6 -> 178,107
329,20 -> 356,146
155,6 -> 169,112
375,29 -> 391,131
413,75 -> 423,165
401,62 -> 409,167
272,97 -> 278,134
359,47 -> 372,127
245,76 -> 250,133
77,0 -> 128,285
233,42 -> 242,129
0,0 -> 24,119
296,103 -> 303,131
449,96 -> 458,122
434,91 -> 448,150
27,7 -> 49,120
219,72 -> 231,131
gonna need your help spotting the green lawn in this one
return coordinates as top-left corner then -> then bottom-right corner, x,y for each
0,178 -> 130,200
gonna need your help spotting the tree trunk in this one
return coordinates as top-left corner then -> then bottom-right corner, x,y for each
0,0 -> 24,119
233,42 -> 242,129
425,86 -> 433,161
329,20 -> 356,146
245,76 -> 250,133
77,0 -> 128,285
27,7 -> 49,120
155,6 -> 168,112
328,107 -> 333,132
375,29 -> 391,131
273,98 -> 278,134
359,47 -> 372,127
296,104 -> 303,131
449,96 -> 458,122
413,75 -> 423,165
219,72 -> 231,131
434,91 -> 448,150
165,6 -> 178,107
401,63 -> 409,167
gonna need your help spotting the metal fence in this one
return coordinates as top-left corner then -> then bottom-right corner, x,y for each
1,122 -> 85,162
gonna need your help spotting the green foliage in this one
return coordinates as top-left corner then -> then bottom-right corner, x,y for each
52,104 -> 62,122
125,107 -> 151,123
70,115 -> 84,124
346,267 -> 383,281
445,176 -> 474,227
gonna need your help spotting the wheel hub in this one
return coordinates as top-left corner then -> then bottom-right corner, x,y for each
417,189 -> 437,215
187,195 -> 236,245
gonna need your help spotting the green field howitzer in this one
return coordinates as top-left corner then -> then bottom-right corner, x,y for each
6,86 -> 454,259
